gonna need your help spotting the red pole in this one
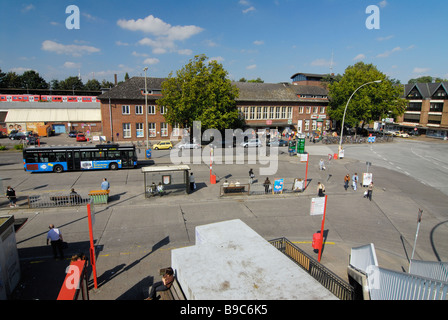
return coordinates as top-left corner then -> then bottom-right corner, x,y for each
318,195 -> 328,262
87,203 -> 98,289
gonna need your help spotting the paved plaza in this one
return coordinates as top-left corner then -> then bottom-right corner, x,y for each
3,138 -> 448,300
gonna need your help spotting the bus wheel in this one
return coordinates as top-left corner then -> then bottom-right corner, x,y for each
109,163 -> 118,170
54,165 -> 64,173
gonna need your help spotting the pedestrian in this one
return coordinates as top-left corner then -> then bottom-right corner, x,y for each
249,168 -> 255,184
319,159 -> 325,170
317,182 -> 325,197
263,177 -> 271,194
146,267 -> 175,300
366,182 -> 374,201
189,172 -> 195,191
47,224 -> 64,260
101,178 -> 110,190
344,174 -> 350,191
352,173 -> 358,191
6,186 -> 17,207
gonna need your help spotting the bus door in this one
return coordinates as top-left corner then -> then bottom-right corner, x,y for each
67,151 -> 81,170
121,150 -> 135,168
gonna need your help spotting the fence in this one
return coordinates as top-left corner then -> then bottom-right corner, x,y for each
221,179 -> 305,196
28,193 -> 91,208
269,237 -> 354,300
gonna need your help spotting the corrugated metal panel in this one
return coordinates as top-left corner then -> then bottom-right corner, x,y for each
349,243 -> 378,273
368,266 -> 448,300
5,109 -> 101,122
410,260 -> 448,283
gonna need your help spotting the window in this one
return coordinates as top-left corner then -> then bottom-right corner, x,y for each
299,106 -> 304,114
123,123 -> 131,138
250,107 -> 255,120
408,102 -> 422,111
161,123 -> 168,137
275,107 -> 280,119
306,107 -> 311,114
122,105 -> 130,114
320,107 -> 326,114
269,107 -> 274,119
403,114 -> 420,123
136,123 -> 144,138
148,105 -> 156,114
287,107 -> 293,119
281,107 -> 286,119
135,105 -> 143,114
313,107 -> 318,114
263,107 -> 268,119
305,120 -> 310,131
149,123 -> 156,137
428,115 -> 442,124
430,102 -> 443,113
160,106 -> 166,114
257,107 -> 262,119
312,120 -> 317,131
172,123 -> 181,136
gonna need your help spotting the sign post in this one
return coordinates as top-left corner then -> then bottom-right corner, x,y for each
300,153 -> 309,191
87,202 -> 98,289
310,195 -> 328,262
410,209 -> 423,264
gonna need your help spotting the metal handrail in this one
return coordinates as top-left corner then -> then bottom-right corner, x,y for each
269,237 -> 354,300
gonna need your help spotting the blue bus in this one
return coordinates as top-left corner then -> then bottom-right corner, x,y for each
23,144 -> 137,173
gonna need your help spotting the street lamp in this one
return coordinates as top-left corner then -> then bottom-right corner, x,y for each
338,80 -> 382,152
143,67 -> 149,151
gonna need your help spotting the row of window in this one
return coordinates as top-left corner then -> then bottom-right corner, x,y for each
403,114 -> 443,125
122,105 -> 166,115
238,106 -> 326,121
407,102 -> 445,112
121,122 -> 181,139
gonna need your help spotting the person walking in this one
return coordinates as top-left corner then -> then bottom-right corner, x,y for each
344,174 -> 350,191
101,178 -> 110,190
189,172 -> 195,192
319,159 -> 325,170
366,182 -> 374,201
317,182 -> 325,197
47,224 -> 64,260
249,168 -> 255,184
6,186 -> 17,207
263,177 -> 271,194
352,173 -> 358,191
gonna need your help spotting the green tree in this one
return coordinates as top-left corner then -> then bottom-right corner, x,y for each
124,72 -> 130,81
328,62 -> 407,131
21,70 -> 48,89
101,79 -> 115,88
157,54 -> 241,131
2,72 -> 22,88
0,68 -> 6,87
408,76 -> 448,84
59,76 -> 85,91
84,79 -> 101,91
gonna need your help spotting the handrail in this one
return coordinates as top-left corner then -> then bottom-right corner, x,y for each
269,237 -> 354,300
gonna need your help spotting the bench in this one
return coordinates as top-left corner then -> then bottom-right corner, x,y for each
156,268 -> 186,300
221,185 -> 247,196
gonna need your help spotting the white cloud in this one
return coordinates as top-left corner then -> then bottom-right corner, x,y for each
116,41 -> 129,46
10,67 -> 33,74
120,15 -> 203,55
242,6 -> 256,14
204,39 -> 218,47
63,62 -> 81,69
311,59 -> 332,67
253,40 -> 264,45
42,40 -> 100,57
413,67 -> 430,74
377,35 -> 394,41
379,0 -> 388,8
132,51 -> 149,57
144,57 -> 160,65
209,56 -> 224,63
376,46 -> 402,58
246,64 -> 257,70
177,49 -> 193,55
21,4 -> 35,13
353,54 -> 366,61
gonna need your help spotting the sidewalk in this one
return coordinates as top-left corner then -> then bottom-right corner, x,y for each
8,144 -> 448,300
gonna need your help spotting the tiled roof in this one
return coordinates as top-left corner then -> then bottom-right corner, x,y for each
404,82 -> 448,99
98,77 -> 165,100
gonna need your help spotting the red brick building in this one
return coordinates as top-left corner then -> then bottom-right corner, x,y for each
97,76 -> 331,142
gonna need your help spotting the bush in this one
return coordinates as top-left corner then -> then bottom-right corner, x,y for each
14,144 -> 24,150
0,145 -> 6,150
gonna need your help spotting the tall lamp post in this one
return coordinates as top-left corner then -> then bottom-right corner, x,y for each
338,80 -> 382,153
143,67 -> 149,151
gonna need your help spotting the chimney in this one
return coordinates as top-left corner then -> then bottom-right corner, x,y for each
114,74 -> 118,86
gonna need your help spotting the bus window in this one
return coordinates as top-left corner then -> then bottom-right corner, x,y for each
26,153 -> 38,163
94,151 -> 105,159
107,150 -> 120,160
55,152 -> 66,162
81,151 -> 91,160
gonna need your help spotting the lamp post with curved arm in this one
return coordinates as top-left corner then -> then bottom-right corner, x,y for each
338,80 -> 382,153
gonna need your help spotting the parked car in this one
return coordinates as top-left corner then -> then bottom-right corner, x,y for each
267,139 -> 288,147
9,131 -> 26,140
208,140 -> 235,148
241,139 -> 262,148
398,132 -> 409,138
177,142 -> 201,149
76,133 -> 87,142
68,130 -> 79,138
153,140 -> 173,150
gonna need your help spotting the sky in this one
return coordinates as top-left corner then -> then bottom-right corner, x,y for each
1,0 -> 447,85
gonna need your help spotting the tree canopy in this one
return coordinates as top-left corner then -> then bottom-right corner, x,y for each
157,54 -> 242,131
327,62 -> 407,129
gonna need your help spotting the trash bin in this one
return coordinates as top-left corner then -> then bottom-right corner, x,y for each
89,190 -> 110,204
312,233 -> 322,250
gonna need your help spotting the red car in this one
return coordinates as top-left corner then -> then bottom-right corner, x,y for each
76,133 -> 87,142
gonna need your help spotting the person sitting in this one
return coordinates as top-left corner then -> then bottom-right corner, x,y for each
70,188 -> 82,204
146,267 -> 175,300
149,182 -> 156,196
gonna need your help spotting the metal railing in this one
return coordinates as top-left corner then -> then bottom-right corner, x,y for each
269,237 -> 354,300
28,193 -> 91,208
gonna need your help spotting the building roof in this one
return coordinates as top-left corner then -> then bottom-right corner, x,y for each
98,77 -> 165,101
98,77 -> 329,103
5,108 -> 102,122
290,72 -> 327,80
404,82 -> 448,99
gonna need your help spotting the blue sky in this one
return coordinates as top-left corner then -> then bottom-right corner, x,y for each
1,0 -> 447,85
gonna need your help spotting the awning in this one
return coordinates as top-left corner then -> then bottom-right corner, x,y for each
5,108 -> 101,122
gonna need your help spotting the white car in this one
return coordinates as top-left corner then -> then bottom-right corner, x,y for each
398,132 -> 409,138
241,139 -> 262,148
177,142 -> 201,149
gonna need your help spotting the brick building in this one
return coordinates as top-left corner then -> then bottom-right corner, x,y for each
97,76 -> 331,142
396,82 -> 448,139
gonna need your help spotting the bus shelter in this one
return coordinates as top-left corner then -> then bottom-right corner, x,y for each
142,165 -> 191,197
